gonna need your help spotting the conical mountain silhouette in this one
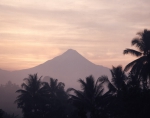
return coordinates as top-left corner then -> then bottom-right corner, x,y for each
0,49 -> 111,88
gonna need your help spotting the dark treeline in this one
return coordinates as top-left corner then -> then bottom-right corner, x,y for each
0,109 -> 18,118
1,29 -> 150,118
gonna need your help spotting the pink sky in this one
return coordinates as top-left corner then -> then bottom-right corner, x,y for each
0,0 -> 150,71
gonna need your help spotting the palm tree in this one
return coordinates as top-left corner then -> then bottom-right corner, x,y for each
99,66 -> 127,118
15,74 -> 48,118
99,65 -> 126,93
43,78 -> 66,98
98,75 -> 116,94
67,75 -> 106,118
105,65 -> 150,118
123,29 -> 150,89
43,78 -> 68,118
110,65 -> 127,91
127,72 -> 141,88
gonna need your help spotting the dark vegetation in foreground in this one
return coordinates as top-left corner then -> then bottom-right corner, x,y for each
0,29 -> 150,118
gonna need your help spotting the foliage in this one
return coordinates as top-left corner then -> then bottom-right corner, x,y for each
15,74 -> 48,118
0,109 -> 19,118
67,75 -> 109,118
15,74 -> 70,118
123,29 -> 150,89
42,78 -> 69,118
3,28 -> 150,118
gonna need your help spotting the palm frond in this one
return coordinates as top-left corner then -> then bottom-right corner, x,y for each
95,84 -> 103,96
21,83 -> 29,90
66,88 -> 76,93
50,78 -> 58,88
67,88 -> 84,98
108,82 -> 117,93
99,75 -> 109,82
42,81 -> 49,87
94,77 -> 100,90
124,61 -> 137,72
69,95 -> 83,101
110,65 -> 126,90
78,79 -> 87,90
57,82 -> 65,89
132,38 -> 144,52
137,31 -> 143,37
85,76 -> 95,93
132,56 -> 148,77
124,56 -> 146,72
96,88 -> 104,97
16,89 -> 28,94
98,75 -> 116,93
73,90 -> 85,98
123,48 -> 142,57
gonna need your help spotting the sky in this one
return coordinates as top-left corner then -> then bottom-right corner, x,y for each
0,0 -> 150,71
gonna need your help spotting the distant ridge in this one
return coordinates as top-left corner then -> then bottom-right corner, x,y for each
0,49 -> 111,89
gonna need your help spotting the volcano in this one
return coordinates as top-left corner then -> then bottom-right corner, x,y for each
0,49 -> 111,89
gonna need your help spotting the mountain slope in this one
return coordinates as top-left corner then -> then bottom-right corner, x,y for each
0,49 -> 111,89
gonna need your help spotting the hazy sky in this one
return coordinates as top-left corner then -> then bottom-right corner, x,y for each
0,0 -> 150,71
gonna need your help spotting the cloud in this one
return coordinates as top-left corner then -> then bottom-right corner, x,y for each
0,0 -> 150,70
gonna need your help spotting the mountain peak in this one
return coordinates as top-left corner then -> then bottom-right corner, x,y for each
0,48 -> 111,89
66,49 -> 76,52
64,49 -> 78,54
62,49 -> 81,56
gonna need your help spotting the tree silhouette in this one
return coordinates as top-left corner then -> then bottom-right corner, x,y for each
67,75 -> 107,118
15,74 -> 48,118
0,109 -> 3,118
98,65 -> 126,93
43,78 -> 66,99
102,65 -> 150,118
42,78 -> 68,118
5,28 -> 150,118
110,65 -> 127,91
123,29 -> 150,89
98,66 -> 127,118
127,72 -> 141,88
0,109 -> 19,118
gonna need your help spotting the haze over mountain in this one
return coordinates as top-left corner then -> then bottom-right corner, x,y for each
0,49 -> 111,88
